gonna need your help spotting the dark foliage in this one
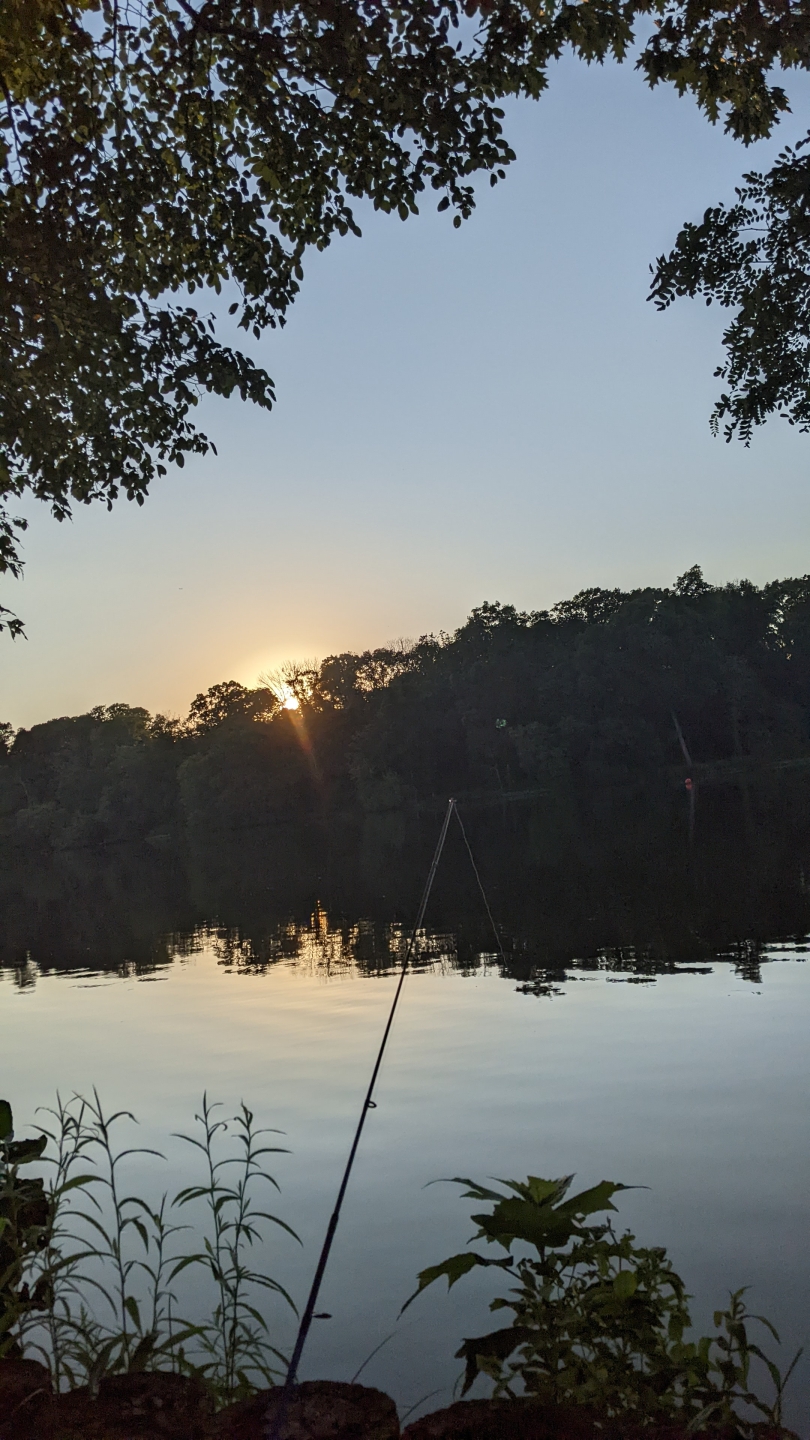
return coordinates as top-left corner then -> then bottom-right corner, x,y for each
0,1104 -> 51,1360
406,1175 -> 802,1432
651,137 -> 810,440
3,568 -> 810,974
4,3 -> 810,638
2,0 -> 526,614
4,565 -> 810,847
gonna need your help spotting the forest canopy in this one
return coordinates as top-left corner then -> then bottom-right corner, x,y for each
3,566 -> 810,856
4,1 -> 810,635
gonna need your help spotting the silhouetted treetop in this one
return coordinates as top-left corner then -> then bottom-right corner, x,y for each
4,568 -> 810,861
186,682 -> 277,734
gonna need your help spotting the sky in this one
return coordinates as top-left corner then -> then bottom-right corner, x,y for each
3,50 -> 810,729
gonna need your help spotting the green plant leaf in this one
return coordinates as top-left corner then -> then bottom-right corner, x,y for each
454,1325 -> 533,1395
431,1177 -> 507,1203
167,1252 -> 207,1281
249,1210 -> 302,1243
613,1269 -> 638,1299
472,1197 -> 576,1251
6,1135 -> 47,1164
129,1332 -> 156,1371
555,1180 -> 632,1219
0,1101 -> 12,1142
87,1337 -> 121,1389
400,1251 -> 514,1314
496,1175 -> 574,1207
55,1173 -> 101,1196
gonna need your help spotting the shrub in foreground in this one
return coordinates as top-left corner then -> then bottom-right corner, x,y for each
405,1174 -> 802,1434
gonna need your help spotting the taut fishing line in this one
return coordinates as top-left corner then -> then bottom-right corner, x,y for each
265,796 -> 504,1438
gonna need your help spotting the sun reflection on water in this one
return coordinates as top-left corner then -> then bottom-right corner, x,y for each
167,904 -> 483,982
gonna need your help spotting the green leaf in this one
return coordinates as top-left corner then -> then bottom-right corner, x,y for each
400,1251 -> 513,1314
454,1325 -> 533,1395
6,1135 -> 47,1165
130,1218 -> 150,1252
129,1332 -> 156,1371
431,1177 -> 506,1203
87,1337 -> 120,1388
495,1175 -> 574,1207
555,1180 -> 632,1219
472,1197 -> 576,1251
167,1253 -> 206,1281
250,1210 -> 302,1243
56,1173 -> 103,1196
0,1101 -> 12,1142
613,1269 -> 638,1299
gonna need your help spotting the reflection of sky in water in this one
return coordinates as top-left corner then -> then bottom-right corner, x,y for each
2,930 -> 809,1426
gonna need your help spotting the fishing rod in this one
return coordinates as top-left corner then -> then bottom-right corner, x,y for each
265,796 -> 461,1439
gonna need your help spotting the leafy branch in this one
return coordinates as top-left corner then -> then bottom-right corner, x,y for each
406,1171 -> 802,1434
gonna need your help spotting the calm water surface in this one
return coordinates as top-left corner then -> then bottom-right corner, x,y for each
2,920 -> 809,1426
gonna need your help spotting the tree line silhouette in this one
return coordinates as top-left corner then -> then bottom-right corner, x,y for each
4,565 -> 810,846
3,566 -> 810,973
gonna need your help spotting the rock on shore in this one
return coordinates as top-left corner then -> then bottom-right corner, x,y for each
0,1359 -> 741,1440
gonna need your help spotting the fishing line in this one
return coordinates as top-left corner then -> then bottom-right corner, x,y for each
452,804 -> 507,965
265,798 -> 456,1436
265,795 -> 504,1437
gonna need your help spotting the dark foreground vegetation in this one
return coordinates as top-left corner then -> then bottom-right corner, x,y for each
3,568 -> 810,976
1,1097 -> 802,1439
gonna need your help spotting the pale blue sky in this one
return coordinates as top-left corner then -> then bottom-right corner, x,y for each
3,51 -> 810,729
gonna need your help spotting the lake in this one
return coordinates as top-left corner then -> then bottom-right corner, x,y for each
2,911 -> 809,1428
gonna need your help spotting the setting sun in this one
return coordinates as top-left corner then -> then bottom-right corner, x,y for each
281,689 -> 300,711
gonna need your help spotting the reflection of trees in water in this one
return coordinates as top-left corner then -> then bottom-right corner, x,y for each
515,946 -> 716,997
723,939 -> 765,986
2,770 -> 810,992
6,560 -> 810,984
185,906 -> 468,981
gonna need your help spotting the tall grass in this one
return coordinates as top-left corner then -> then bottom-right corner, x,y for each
3,1092 -> 300,1404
